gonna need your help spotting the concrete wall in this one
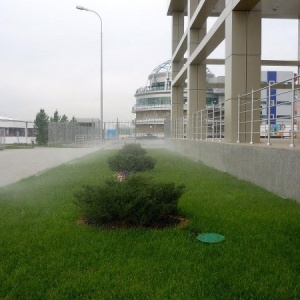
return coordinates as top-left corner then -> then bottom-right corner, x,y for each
166,139 -> 300,202
3,136 -> 36,145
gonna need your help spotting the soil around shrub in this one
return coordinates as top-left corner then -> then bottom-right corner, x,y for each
77,215 -> 188,230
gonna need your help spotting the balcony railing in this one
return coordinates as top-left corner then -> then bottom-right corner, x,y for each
237,75 -> 299,147
135,118 -> 165,125
132,104 -> 171,112
132,103 -> 189,113
135,86 -> 171,94
167,75 -> 300,148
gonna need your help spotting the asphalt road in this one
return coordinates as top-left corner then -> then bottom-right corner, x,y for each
0,147 -> 100,188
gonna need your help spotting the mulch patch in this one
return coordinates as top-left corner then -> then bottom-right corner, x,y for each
76,215 -> 189,229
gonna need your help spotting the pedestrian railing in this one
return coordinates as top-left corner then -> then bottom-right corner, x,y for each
237,75 -> 299,147
168,75 -> 299,148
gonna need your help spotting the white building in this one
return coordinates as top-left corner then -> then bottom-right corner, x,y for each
132,60 -> 224,138
0,116 -> 35,145
133,61 -> 296,138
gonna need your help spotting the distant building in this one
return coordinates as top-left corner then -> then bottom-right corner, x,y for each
261,71 -> 294,125
132,60 -> 224,138
76,118 -> 101,129
132,61 -> 296,138
0,116 -> 35,144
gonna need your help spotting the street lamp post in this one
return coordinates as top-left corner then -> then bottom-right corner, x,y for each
76,5 -> 103,144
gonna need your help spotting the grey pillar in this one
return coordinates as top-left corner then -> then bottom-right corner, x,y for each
187,1 -> 207,139
171,11 -> 185,138
224,9 -> 261,143
298,19 -> 300,133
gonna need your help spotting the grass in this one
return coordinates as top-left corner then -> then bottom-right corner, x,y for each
3,143 -> 34,150
0,149 -> 299,299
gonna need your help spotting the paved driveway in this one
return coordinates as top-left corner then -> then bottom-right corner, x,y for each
0,147 -> 100,188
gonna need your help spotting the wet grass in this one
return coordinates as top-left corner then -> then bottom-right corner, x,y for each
0,149 -> 299,299
3,143 -> 34,150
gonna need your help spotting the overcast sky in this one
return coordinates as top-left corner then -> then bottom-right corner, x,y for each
0,0 -> 298,122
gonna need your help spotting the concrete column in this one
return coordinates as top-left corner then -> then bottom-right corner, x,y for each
187,10 -> 207,139
25,122 -> 28,144
188,0 -> 198,21
171,10 -> 185,138
187,65 -> 207,139
172,11 -> 184,54
295,18 -> 300,139
171,85 -> 184,137
224,9 -> 261,143
171,11 -> 185,80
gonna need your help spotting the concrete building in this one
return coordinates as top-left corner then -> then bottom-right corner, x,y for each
165,0 -> 300,202
132,60 -> 173,138
0,116 -> 35,144
133,61 -> 295,139
167,0 -> 300,143
132,60 -> 223,138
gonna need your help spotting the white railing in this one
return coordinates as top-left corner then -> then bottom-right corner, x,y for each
135,118 -> 165,125
169,75 -> 299,147
192,104 -> 224,140
237,75 -> 299,147
135,86 -> 171,94
171,103 -> 224,140
174,117 -> 186,139
132,104 -> 171,112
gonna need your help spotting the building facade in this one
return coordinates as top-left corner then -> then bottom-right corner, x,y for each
133,60 -> 295,139
132,60 -> 224,138
0,116 -> 35,144
167,0 -> 300,143
132,61 -> 173,138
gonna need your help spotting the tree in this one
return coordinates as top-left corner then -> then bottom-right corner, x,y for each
60,114 -> 69,123
50,109 -> 61,123
34,109 -> 49,145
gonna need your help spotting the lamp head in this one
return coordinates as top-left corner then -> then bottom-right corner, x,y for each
76,6 -> 89,11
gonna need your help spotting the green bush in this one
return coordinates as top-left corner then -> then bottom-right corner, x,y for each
118,143 -> 146,156
108,143 -> 155,173
108,154 -> 155,173
74,174 -> 185,227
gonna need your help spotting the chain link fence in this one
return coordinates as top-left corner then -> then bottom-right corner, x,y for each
104,121 -> 136,140
48,122 -> 100,145
0,129 -> 5,149
48,121 -> 136,146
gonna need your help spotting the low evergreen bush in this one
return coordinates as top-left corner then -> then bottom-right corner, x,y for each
108,143 -> 155,173
74,174 -> 185,227
118,143 -> 146,156
108,154 -> 155,173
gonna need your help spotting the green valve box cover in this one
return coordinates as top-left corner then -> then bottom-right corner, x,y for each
197,233 -> 225,244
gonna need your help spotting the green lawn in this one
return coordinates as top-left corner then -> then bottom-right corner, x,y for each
0,149 -> 299,299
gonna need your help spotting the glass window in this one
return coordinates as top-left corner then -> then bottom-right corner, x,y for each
137,97 -> 171,106
206,97 -> 218,105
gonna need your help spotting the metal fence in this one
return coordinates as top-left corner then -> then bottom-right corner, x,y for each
192,104 -> 224,140
174,117 -> 186,139
237,75 -> 299,147
166,103 -> 225,141
48,122 -> 100,145
48,121 -> 136,146
104,121 -> 135,140
0,129 -> 5,148
167,75 -> 299,147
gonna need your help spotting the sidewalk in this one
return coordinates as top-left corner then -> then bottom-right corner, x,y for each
0,147 -> 100,188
